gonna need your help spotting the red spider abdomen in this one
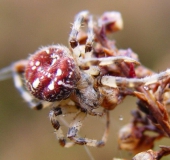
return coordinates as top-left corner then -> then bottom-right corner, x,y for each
25,45 -> 80,102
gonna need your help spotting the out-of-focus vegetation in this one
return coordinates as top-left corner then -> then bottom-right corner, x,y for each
0,1 -> 170,160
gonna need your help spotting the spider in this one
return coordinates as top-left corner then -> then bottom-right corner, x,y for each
0,10 -> 142,148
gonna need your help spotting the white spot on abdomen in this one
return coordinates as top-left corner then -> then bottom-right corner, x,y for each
51,59 -> 57,65
58,80 -> 62,85
35,61 -> 40,66
32,66 -> 36,70
56,69 -> 62,76
32,78 -> 40,89
48,81 -> 55,90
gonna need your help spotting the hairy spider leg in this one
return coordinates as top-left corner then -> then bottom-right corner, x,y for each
69,110 -> 110,147
85,15 -> 94,53
0,65 -> 13,81
69,10 -> 95,60
81,55 -> 139,67
49,104 -> 79,147
80,55 -> 139,78
69,10 -> 89,49
100,69 -> 170,89
50,106 -> 109,147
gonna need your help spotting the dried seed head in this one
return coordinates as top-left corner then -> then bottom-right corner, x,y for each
118,124 -> 140,151
132,150 -> 156,160
98,11 -> 123,33
25,45 -> 80,102
118,123 -> 156,154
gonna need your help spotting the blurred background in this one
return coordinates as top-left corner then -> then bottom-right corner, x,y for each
1,0 -> 170,160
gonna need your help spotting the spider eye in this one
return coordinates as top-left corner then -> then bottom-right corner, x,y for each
25,45 -> 80,102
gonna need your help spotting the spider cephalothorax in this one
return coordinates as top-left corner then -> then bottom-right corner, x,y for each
1,10 -> 170,149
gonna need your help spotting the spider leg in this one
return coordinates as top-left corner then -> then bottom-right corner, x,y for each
49,104 -> 79,147
69,10 -> 89,49
67,111 -> 86,143
85,15 -> 94,53
81,56 -> 140,67
0,65 -> 13,81
67,110 -> 110,147
100,69 -> 170,88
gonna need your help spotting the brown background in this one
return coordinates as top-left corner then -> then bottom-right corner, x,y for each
1,0 -> 170,160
